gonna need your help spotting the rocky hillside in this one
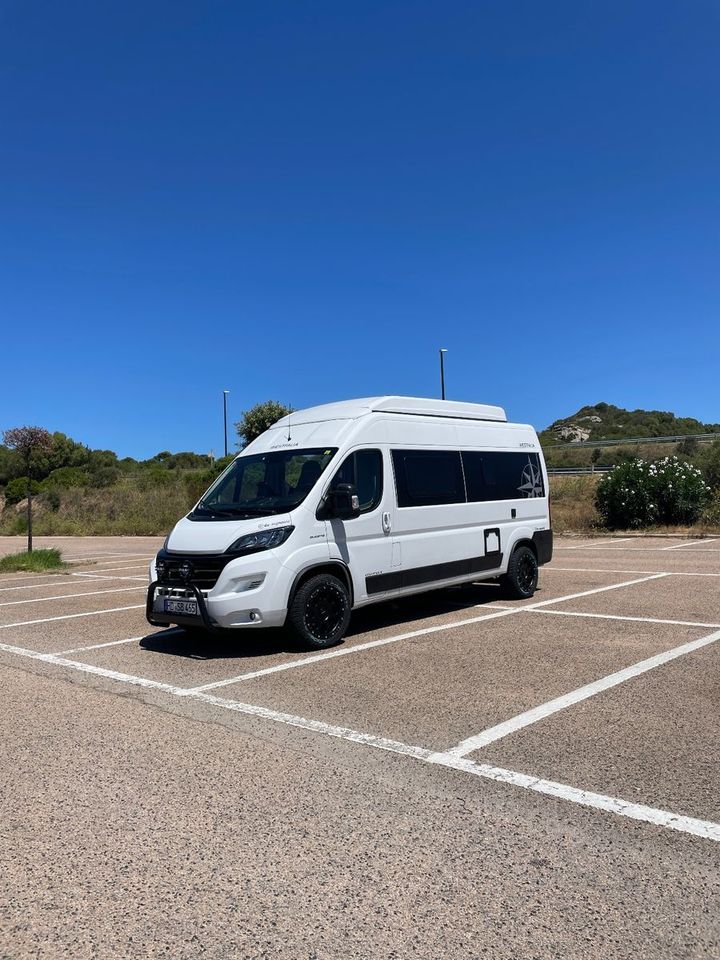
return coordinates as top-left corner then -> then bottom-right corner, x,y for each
540,403 -> 720,445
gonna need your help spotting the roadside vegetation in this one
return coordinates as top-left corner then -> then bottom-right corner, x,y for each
0,401 -> 289,537
0,548 -> 66,573
1,403 -> 719,538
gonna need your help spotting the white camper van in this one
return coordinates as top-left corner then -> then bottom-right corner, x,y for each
147,397 -> 552,648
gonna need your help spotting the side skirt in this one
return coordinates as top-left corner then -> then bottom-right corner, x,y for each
366,553 -> 503,596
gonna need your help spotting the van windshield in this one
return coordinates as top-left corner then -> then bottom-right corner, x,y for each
191,448 -> 337,520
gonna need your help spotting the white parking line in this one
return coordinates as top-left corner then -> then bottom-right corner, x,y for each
187,573 -> 668,693
555,546 -> 720,555
584,538 -> 634,548
446,628 -> 720,757
0,586 -> 145,607
72,572 -> 147,582
662,538 -> 720,550
432,754 -> 720,842
66,553 -> 152,563
53,636 -> 146,655
0,577 -> 105,593
0,573 -> 70,587
188,606 -> 524,692
520,608 -> 720,629
0,635 -> 717,843
0,605 -> 145,629
546,566 -> 720,578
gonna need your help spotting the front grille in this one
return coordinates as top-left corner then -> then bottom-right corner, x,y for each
156,550 -> 234,590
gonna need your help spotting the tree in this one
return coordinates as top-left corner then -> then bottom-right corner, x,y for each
235,401 -> 293,448
2,426 -> 53,551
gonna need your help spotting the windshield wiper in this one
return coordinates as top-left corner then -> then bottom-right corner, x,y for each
193,502 -> 237,518
195,503 -> 284,518
212,506 -> 281,516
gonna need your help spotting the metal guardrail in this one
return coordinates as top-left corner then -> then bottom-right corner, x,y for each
544,432 -> 720,450
547,467 -> 612,476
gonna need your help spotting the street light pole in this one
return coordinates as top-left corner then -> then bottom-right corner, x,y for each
223,390 -> 230,457
439,348 -> 448,400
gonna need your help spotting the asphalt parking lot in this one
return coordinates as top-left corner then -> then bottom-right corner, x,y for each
1,535 -> 718,959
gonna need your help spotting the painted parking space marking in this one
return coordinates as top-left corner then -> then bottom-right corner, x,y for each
556,546 -> 720,555
66,553 -> 152,564
72,572 -> 147,581
0,573 -> 72,587
0,577 -> 107,593
479,605 -> 720,629
53,636 -> 146,656
545,566 -> 720,578
662,538 -> 720,550
0,586 -> 145,607
0,604 -> 145,630
584,538 -> 634,548
519,608 -> 720,629
0,635 -> 717,843
446,628 -> 720,758
187,573 -> 669,693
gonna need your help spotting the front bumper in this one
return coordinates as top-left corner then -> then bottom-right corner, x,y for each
146,553 -> 293,630
146,581 -> 217,630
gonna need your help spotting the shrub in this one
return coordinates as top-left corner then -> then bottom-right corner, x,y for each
701,491 -> 720,528
548,475 -> 600,533
701,440 -> 720,492
596,457 -> 711,529
3,476 -> 40,505
43,488 -> 61,511
0,548 -> 65,572
40,466 -> 90,490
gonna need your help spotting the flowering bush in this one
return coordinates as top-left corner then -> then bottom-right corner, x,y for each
596,457 -> 711,529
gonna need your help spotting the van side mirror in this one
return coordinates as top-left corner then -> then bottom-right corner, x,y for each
328,483 -> 361,520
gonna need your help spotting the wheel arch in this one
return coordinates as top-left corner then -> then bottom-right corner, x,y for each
510,537 -> 538,559
287,561 -> 354,611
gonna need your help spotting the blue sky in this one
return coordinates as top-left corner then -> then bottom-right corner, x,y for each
1,1 -> 718,458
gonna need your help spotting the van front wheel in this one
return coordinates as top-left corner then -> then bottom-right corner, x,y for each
289,574 -> 351,649
500,546 -> 538,600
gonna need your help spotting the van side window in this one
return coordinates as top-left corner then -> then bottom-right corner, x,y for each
392,450 -> 464,507
463,451 -> 545,501
328,449 -> 383,513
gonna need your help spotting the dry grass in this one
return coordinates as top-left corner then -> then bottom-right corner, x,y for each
549,475 -> 601,534
549,475 -> 720,536
0,482 -> 196,537
1,473 -> 717,538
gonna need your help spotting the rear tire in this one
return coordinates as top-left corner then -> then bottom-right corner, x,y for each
288,574 -> 351,649
500,545 -> 538,600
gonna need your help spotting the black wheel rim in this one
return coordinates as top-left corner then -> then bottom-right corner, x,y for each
304,584 -> 345,641
517,554 -> 537,593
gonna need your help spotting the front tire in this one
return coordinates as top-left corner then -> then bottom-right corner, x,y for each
500,545 -> 538,599
288,574 -> 351,649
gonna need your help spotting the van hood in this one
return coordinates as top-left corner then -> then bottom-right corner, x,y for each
166,513 -> 294,554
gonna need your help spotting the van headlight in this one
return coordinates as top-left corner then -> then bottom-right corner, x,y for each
227,526 -> 294,556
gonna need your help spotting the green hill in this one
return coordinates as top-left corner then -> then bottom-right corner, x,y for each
540,403 -> 720,445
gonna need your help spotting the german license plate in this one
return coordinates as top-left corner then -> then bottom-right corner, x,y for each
164,598 -> 199,617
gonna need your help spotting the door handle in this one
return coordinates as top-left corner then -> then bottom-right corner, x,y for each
382,512 -> 392,534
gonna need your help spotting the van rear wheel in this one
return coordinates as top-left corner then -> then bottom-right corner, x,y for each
500,545 -> 538,600
288,573 -> 351,649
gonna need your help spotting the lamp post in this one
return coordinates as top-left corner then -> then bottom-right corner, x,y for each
223,390 -> 230,457
439,348 -> 448,400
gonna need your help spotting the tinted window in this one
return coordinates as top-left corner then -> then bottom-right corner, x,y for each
392,450 -> 464,507
462,451 -> 545,502
328,449 -> 383,513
